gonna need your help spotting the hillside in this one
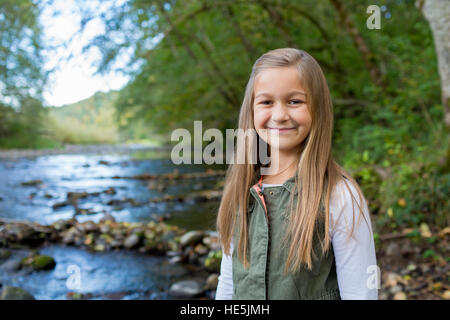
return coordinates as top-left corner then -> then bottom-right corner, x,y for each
45,91 -> 120,145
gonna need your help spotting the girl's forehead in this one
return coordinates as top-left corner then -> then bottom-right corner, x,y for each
254,67 -> 305,95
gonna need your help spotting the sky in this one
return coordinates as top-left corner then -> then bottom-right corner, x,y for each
40,0 -> 130,107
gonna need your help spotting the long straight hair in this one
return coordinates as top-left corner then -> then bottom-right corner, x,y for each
216,48 -> 370,274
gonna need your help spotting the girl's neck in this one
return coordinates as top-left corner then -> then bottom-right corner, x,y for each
262,148 -> 301,184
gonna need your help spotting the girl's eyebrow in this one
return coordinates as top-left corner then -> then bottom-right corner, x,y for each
255,90 -> 306,99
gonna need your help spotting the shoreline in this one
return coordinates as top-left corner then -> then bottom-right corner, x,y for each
0,143 -> 173,159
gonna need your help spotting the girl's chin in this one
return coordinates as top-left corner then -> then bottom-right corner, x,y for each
266,142 -> 301,152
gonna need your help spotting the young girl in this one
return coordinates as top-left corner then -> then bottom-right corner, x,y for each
215,48 -> 378,300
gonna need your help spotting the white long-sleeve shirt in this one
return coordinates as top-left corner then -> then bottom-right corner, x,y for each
216,179 -> 379,300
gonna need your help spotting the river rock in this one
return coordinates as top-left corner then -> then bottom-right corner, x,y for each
99,223 -> 111,234
124,233 -> 140,249
103,187 -> 116,195
20,179 -> 42,186
20,254 -> 56,271
161,230 -> 176,242
1,223 -> 48,247
202,235 -> 221,251
61,227 -> 82,244
67,291 -> 93,300
205,273 -> 219,290
168,255 -> 185,264
168,280 -> 204,298
99,213 -> 116,223
180,231 -> 204,247
51,218 -> 74,231
76,221 -> 99,233
52,201 -> 70,209
194,244 -> 208,256
67,191 -> 89,201
0,249 -> 11,260
0,286 -> 35,300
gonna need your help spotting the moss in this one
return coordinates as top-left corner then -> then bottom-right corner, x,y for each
21,254 -> 56,271
204,250 -> 222,272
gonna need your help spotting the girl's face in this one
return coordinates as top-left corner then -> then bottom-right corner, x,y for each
253,67 -> 312,153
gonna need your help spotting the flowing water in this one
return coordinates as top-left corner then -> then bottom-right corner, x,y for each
0,146 -> 225,299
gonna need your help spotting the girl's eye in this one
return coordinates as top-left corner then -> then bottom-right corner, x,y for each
258,100 -> 305,106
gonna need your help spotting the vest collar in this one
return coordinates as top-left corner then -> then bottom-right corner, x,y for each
250,168 -> 299,196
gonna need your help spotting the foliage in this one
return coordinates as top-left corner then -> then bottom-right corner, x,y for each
0,0 -> 448,230
0,0 -> 48,148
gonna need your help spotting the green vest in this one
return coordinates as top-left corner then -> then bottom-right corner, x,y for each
232,174 -> 341,300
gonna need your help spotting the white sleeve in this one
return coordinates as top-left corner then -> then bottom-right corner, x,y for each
215,240 -> 234,300
329,180 -> 379,300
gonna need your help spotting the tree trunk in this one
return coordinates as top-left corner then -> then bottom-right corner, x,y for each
417,0 -> 450,129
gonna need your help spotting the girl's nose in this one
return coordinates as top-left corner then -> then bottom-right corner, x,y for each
271,102 -> 290,122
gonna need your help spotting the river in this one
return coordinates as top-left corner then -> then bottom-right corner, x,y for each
0,145 -> 225,299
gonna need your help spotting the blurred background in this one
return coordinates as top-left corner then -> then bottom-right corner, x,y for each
0,0 -> 448,300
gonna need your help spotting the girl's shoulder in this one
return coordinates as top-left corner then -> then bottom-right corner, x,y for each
328,177 -> 370,234
330,176 -> 364,209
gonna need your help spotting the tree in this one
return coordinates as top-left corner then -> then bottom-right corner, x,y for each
0,0 -> 46,104
416,0 -> 450,129
0,0 -> 48,147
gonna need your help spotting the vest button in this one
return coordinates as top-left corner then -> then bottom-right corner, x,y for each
269,191 -> 273,195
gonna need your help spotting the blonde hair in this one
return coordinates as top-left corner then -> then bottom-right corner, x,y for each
216,48 -> 370,274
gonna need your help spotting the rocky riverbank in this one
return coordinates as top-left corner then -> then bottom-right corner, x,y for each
0,215 -> 222,300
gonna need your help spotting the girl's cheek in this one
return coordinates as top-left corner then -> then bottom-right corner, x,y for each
293,109 -> 312,126
253,109 -> 270,129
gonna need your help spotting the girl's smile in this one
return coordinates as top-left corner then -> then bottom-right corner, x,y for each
267,126 -> 296,133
